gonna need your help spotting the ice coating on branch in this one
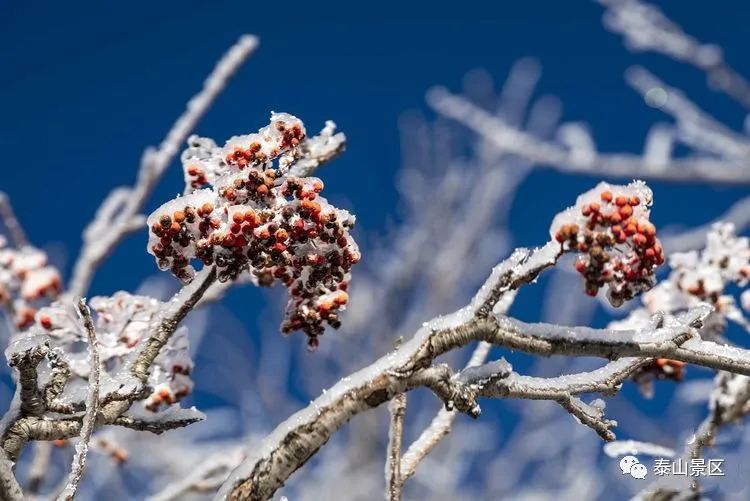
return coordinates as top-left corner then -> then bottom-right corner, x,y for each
604,440 -> 675,458
149,114 -> 359,346
0,237 -> 62,329
29,292 -> 195,412
550,181 -> 664,306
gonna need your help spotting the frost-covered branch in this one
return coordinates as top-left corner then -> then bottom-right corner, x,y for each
597,0 -> 750,109
0,193 -> 27,248
58,300 -> 100,501
399,341 -> 492,482
428,88 -> 750,184
218,232 -> 747,501
67,35 -> 258,297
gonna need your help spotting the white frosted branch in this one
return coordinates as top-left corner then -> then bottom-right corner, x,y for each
604,440 -> 676,458
399,341 -> 492,482
428,87 -> 750,184
59,300 -> 101,501
68,35 -> 258,297
288,120 -> 347,178
597,0 -> 750,109
0,192 -> 27,248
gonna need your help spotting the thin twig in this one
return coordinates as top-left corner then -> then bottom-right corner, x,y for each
385,393 -> 406,501
67,35 -> 258,298
0,193 -> 27,248
58,299 -> 101,501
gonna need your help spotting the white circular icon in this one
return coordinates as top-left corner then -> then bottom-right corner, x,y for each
620,455 -> 639,474
630,463 -> 648,479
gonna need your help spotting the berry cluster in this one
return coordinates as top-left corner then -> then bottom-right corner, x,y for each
34,292 -> 194,412
0,237 -> 62,329
182,112 -> 306,191
551,182 -> 664,307
148,114 -> 359,347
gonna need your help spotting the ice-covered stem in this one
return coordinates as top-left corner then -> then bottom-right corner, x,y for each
67,35 -> 258,297
0,449 -> 23,501
427,87 -> 750,184
59,300 -> 100,501
399,341 -> 492,482
625,66 -> 750,161
131,266 -> 217,382
596,0 -> 750,110
385,393 -> 406,501
288,121 -> 347,178
219,242 -> 560,500
6,340 -> 48,417
112,413 -> 205,434
0,193 -> 27,248
1,269 -> 216,462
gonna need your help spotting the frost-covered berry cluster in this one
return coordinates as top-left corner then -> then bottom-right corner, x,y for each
625,222 -> 750,338
33,292 -> 193,412
551,181 -> 664,306
148,113 -> 359,347
0,236 -> 62,329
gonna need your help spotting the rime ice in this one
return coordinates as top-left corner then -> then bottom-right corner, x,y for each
550,181 -> 664,306
33,292 -> 195,412
148,114 -> 359,346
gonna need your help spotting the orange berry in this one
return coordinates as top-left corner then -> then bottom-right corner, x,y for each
615,195 -> 628,207
40,314 -> 52,329
618,205 -> 633,218
633,233 -> 648,247
201,203 -> 214,215
600,191 -> 613,202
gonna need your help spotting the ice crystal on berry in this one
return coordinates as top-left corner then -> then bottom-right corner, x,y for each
148,113 -> 358,346
31,292 -> 194,412
551,181 -> 664,307
0,236 -> 62,329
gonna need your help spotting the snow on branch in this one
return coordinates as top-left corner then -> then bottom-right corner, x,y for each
597,0 -> 750,109
427,83 -> 750,185
68,35 -> 258,298
217,181 -> 750,500
58,300 -> 101,501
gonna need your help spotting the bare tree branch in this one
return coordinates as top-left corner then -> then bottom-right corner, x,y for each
0,448 -> 23,501
385,393 -> 406,501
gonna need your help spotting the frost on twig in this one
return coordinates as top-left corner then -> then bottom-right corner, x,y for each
68,35 -> 259,298
597,0 -> 750,109
604,440 -> 676,458
58,300 -> 100,501
427,79 -> 750,185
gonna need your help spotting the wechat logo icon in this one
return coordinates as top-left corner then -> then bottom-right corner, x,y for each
620,455 -> 648,479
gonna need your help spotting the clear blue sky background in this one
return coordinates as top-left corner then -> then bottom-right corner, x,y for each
2,0 -> 749,492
